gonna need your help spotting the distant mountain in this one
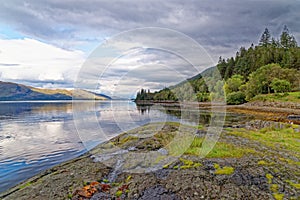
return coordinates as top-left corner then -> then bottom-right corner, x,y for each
168,66 -> 216,90
0,81 -> 111,101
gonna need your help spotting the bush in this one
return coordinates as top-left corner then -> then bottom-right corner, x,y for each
196,92 -> 210,102
226,91 -> 246,105
271,78 -> 291,93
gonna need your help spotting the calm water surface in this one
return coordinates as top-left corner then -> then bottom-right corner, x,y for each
0,101 -> 251,193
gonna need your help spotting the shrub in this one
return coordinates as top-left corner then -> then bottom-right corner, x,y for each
226,91 -> 246,105
271,78 -> 291,93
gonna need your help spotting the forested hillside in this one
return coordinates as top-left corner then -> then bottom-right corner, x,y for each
135,26 -> 300,104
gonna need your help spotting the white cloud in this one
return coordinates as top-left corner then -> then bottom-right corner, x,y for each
0,38 -> 85,88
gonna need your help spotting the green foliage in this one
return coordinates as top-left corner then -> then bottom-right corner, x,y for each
215,166 -> 235,175
135,88 -> 155,101
135,26 -> 300,103
270,78 -> 291,93
229,127 -> 300,160
224,75 -> 244,94
214,163 -> 220,169
226,91 -> 246,105
257,160 -> 274,166
19,181 -> 32,189
259,28 -> 271,46
271,184 -> 279,192
251,92 -> 300,103
179,158 -> 202,169
273,193 -> 284,200
280,25 -> 297,49
286,180 -> 300,189
217,26 -> 299,80
179,158 -> 194,166
196,92 -> 210,102
102,179 -> 109,183
115,190 -> 123,197
266,173 -> 274,184
185,137 -> 255,158
245,64 -> 299,100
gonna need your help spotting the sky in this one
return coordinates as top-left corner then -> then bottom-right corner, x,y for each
0,0 -> 300,98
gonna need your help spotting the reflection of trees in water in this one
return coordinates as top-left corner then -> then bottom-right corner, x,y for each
136,105 -> 151,115
136,103 -> 212,124
164,108 -> 211,124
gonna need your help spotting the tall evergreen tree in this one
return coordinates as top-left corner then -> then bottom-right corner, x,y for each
280,25 -> 297,48
259,28 -> 271,46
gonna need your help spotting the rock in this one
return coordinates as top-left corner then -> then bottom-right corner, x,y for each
90,192 -> 112,200
128,146 -> 137,151
245,120 -> 288,130
287,115 -> 300,120
154,169 -> 170,180
137,185 -> 180,200
157,148 -> 168,155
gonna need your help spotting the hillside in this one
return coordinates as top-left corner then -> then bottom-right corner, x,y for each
0,81 -> 110,101
135,26 -> 300,104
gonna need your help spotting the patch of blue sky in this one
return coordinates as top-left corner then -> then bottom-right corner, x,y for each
0,24 -> 24,39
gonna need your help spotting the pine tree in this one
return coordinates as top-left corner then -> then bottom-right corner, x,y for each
259,28 -> 271,46
280,25 -> 297,48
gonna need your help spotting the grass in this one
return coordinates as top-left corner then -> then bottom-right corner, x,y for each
286,180 -> 300,189
115,190 -> 123,197
266,173 -> 273,184
19,181 -> 32,189
257,160 -> 274,166
229,127 -> 300,160
251,91 -> 300,103
271,184 -> 279,192
215,166 -> 235,175
179,158 -> 194,166
113,135 -> 139,146
179,158 -> 202,169
184,137 -> 256,158
273,193 -> 284,200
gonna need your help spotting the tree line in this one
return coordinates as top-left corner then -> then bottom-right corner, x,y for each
135,26 -> 300,104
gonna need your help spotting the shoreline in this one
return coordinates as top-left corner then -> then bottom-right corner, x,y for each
1,102 -> 300,199
136,100 -> 300,124
1,119 -> 299,199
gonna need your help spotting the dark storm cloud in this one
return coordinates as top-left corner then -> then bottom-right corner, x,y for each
1,0 -> 300,56
1,0 -> 300,94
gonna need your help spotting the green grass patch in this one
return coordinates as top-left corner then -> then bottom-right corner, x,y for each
215,166 -> 234,175
113,135 -> 138,146
286,180 -> 300,189
229,127 -> 300,159
178,158 -> 202,169
126,175 -> 132,183
163,164 -> 170,169
271,184 -> 279,192
251,91 -> 300,103
184,137 -> 256,158
214,163 -> 220,169
273,193 -> 284,200
179,158 -> 194,166
266,173 -> 273,184
19,181 -> 32,189
257,160 -> 274,166
115,190 -> 123,197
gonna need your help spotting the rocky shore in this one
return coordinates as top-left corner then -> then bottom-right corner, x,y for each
136,100 -> 300,124
1,119 -> 299,200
